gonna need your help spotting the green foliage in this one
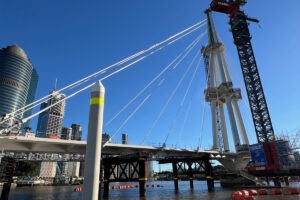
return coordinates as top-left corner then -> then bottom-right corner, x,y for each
15,161 -> 38,177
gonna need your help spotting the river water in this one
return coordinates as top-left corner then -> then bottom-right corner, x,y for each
8,181 -> 234,200
8,181 -> 300,200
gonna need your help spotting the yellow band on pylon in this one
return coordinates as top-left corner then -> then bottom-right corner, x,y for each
90,97 -> 104,105
138,178 -> 148,181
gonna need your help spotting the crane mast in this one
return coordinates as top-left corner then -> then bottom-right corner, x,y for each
209,0 -> 275,143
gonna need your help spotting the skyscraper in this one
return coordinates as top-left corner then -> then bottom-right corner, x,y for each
21,68 -> 39,130
36,102 -> 48,136
0,45 -> 37,131
71,124 -> 82,141
122,133 -> 128,144
36,91 -> 66,138
61,127 -> 72,140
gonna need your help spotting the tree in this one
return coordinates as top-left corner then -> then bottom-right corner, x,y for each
15,161 -> 38,177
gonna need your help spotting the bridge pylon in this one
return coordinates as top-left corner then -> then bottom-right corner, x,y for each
201,11 -> 249,153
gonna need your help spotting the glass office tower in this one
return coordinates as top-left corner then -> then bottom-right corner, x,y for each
0,45 -> 34,131
21,68 -> 39,130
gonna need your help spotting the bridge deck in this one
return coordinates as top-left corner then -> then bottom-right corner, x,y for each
0,136 -> 221,159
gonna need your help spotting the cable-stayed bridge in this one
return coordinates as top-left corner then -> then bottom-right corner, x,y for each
0,16 -> 248,154
0,3 -> 300,198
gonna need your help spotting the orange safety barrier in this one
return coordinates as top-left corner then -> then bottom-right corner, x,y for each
257,188 -> 268,195
248,189 -> 258,196
231,188 -> 300,200
241,190 -> 249,198
290,187 -> 300,195
231,191 -> 242,200
271,188 -> 282,195
73,187 -> 84,192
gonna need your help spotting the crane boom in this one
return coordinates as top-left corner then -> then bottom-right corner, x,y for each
209,0 -> 275,143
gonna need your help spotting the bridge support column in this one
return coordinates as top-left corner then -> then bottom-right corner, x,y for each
266,176 -> 270,186
284,176 -> 289,186
273,177 -> 281,187
0,157 -> 16,200
188,161 -> 194,189
204,158 -> 214,191
172,162 -> 179,191
138,160 -> 146,197
0,183 -> 12,200
103,163 -> 110,198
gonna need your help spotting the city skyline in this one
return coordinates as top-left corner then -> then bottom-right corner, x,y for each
1,1 -> 300,149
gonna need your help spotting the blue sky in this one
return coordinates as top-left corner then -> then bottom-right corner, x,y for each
1,1 -> 300,150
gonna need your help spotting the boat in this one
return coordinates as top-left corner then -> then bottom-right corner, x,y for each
15,178 -> 45,187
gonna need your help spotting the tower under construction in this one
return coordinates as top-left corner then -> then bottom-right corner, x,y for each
201,11 -> 249,152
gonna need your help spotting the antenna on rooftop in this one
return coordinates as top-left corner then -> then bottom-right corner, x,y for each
54,78 -> 58,91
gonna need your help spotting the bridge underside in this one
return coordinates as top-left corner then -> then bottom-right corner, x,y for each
0,136 -> 219,156
0,136 -> 254,174
159,156 -> 214,191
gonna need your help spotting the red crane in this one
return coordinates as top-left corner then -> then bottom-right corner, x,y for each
209,0 -> 274,144
208,0 -> 285,179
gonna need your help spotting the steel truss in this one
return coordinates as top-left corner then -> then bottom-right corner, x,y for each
230,11 -> 275,143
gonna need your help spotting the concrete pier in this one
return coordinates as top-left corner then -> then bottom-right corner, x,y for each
172,162 -> 179,191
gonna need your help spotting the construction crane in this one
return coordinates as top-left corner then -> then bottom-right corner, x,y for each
207,1 -> 298,182
209,0 -> 275,144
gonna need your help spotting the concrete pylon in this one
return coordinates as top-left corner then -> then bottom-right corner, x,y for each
83,81 -> 105,200
202,11 -> 249,152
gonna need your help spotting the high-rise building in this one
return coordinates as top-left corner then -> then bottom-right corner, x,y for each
122,133 -> 128,144
62,162 -> 80,177
71,124 -> 82,141
61,127 -> 72,140
38,162 -> 56,178
36,102 -> 48,136
21,68 -> 39,131
102,133 -> 111,145
0,45 -> 37,131
36,91 -> 66,138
